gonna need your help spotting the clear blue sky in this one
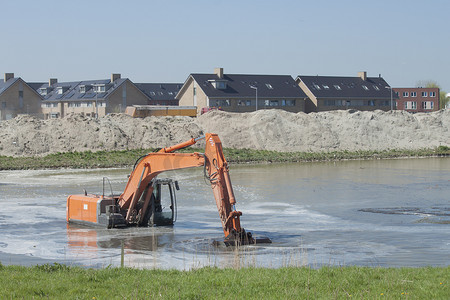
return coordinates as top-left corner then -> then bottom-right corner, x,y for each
2,0 -> 449,91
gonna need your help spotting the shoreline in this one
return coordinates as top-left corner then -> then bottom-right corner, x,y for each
0,146 -> 449,170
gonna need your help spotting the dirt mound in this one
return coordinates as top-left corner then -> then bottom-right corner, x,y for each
0,113 -> 202,156
0,109 -> 449,156
196,109 -> 450,152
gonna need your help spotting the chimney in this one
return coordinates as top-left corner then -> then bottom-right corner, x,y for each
4,73 -> 14,82
111,73 -> 121,82
49,78 -> 58,86
357,71 -> 367,81
214,68 -> 224,79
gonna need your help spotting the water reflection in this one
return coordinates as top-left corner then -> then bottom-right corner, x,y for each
67,224 -> 175,252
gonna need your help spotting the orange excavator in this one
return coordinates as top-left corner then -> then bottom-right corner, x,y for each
67,133 -> 271,246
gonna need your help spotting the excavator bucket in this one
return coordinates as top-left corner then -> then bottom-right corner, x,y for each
213,229 -> 272,247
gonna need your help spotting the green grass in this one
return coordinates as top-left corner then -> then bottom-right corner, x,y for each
0,146 -> 449,170
0,263 -> 448,299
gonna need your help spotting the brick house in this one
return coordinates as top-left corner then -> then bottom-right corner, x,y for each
177,68 -> 307,115
296,72 -> 394,113
36,74 -> 150,119
392,87 -> 440,113
0,73 -> 43,120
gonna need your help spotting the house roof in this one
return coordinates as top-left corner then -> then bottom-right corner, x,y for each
134,83 -> 182,101
186,73 -> 306,98
0,77 -> 20,95
33,78 -> 128,102
1,77 -> 43,99
297,75 -> 392,99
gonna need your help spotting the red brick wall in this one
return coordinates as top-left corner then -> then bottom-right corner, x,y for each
393,87 -> 440,112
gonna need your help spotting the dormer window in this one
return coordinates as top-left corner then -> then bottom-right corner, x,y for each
93,84 -> 106,93
56,86 -> 69,95
209,80 -> 227,90
79,85 -> 92,93
39,87 -> 53,96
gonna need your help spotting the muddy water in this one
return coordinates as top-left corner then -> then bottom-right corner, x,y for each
0,158 -> 449,269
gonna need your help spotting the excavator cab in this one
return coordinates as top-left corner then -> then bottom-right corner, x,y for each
142,178 -> 178,226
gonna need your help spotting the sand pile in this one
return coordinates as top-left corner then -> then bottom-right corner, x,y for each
197,109 -> 450,152
0,109 -> 449,156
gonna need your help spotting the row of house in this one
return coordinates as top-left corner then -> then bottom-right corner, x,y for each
0,69 -> 441,120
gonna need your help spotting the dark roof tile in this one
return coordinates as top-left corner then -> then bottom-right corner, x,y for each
191,74 -> 306,98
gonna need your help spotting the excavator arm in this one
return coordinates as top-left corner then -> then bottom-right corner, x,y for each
117,133 -> 251,243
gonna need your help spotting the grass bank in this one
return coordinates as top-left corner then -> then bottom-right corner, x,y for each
0,146 -> 449,170
0,264 -> 447,299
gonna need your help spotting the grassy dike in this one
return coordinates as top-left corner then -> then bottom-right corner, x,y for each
0,264 -> 448,299
0,146 -> 449,170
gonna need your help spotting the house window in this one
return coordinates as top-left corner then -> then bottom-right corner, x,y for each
94,85 -> 106,93
334,85 -> 341,90
405,101 -> 417,109
50,113 -> 59,119
411,92 -> 417,97
368,100 -> 375,106
265,83 -> 273,89
324,100 -> 335,106
286,100 -> 295,106
422,101 -> 434,109
214,99 -> 230,107
87,102 -> 93,107
80,86 -> 86,93
373,85 -> 380,91
429,91 -> 436,97
57,87 -> 63,95
264,100 -> 270,106
362,85 -> 369,91
53,103 -> 58,108
421,91 -> 428,97
270,100 -> 279,106
313,84 -> 321,90
45,103 -> 52,108
323,85 -> 330,90
246,100 -> 252,106
216,81 -> 226,89
39,88 -> 48,96
402,92 -> 409,97
1,102 -> 5,108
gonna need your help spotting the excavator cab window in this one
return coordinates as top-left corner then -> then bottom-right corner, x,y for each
147,178 -> 177,226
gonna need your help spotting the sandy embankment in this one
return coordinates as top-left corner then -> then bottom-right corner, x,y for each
0,109 -> 449,157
